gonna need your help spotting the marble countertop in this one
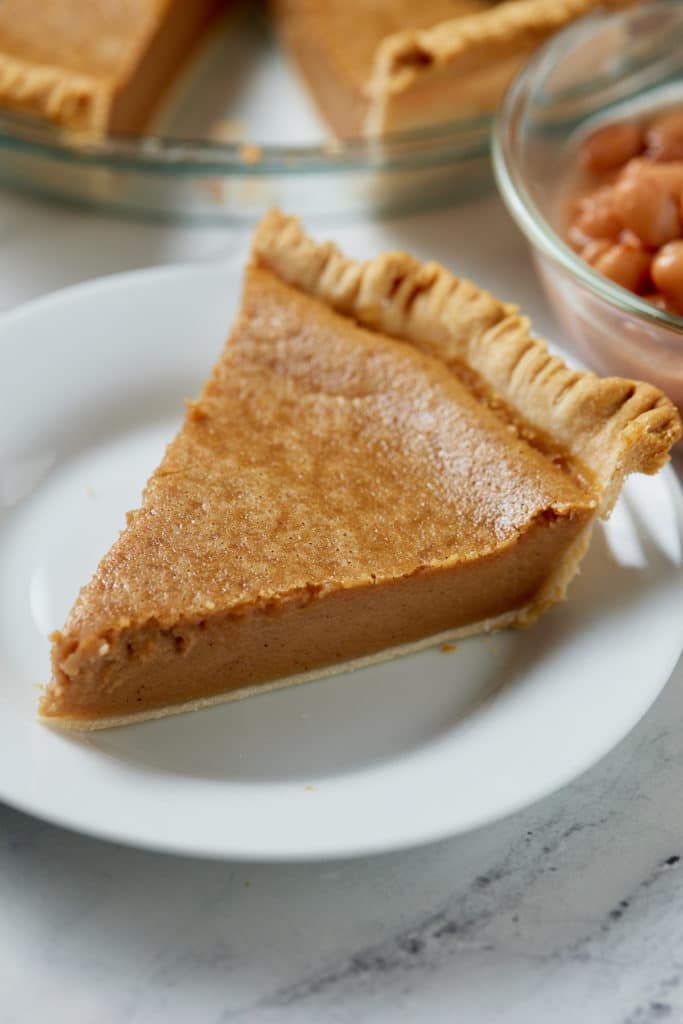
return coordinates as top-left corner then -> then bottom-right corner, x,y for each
1,186 -> 682,1024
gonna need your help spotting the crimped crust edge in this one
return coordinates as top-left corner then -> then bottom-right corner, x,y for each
0,51 -> 102,130
252,209 -> 682,514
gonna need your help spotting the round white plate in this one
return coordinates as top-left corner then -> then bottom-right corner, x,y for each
0,264 -> 682,861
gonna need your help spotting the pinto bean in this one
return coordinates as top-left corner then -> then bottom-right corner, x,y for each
593,242 -> 651,293
581,238 -> 613,265
619,158 -> 683,199
612,175 -> 680,248
579,121 -> 644,174
646,110 -> 683,162
651,240 -> 683,308
571,186 -> 623,241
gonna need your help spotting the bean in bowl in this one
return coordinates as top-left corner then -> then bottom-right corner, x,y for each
568,109 -> 683,317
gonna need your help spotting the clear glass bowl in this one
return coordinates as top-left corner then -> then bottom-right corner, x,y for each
492,0 -> 683,414
0,5 -> 493,223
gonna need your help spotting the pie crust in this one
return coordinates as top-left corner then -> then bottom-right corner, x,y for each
39,211 -> 681,730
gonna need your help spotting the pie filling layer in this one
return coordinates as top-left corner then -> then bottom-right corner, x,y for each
46,512 -> 591,723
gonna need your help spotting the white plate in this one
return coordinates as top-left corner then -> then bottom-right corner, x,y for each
0,264 -> 682,862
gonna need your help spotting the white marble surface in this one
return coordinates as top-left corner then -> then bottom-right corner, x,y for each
1,184 -> 682,1024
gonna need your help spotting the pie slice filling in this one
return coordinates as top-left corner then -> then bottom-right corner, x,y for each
40,211 -> 682,729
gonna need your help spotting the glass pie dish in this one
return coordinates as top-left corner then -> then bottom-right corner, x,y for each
0,5 -> 493,223
493,0 -> 683,414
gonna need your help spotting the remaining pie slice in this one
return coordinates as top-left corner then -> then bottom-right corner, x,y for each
274,0 -> 636,138
40,210 -> 681,730
1,0 -> 636,139
0,0 -> 223,134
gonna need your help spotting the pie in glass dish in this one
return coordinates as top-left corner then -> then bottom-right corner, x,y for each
0,0 -> 636,137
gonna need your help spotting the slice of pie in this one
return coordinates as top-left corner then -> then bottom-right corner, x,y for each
40,210 -> 681,730
0,0 -> 223,135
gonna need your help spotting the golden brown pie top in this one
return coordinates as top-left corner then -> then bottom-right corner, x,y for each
0,0 -> 171,81
58,210 -> 680,656
255,212 -> 679,503
60,264 -> 596,644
